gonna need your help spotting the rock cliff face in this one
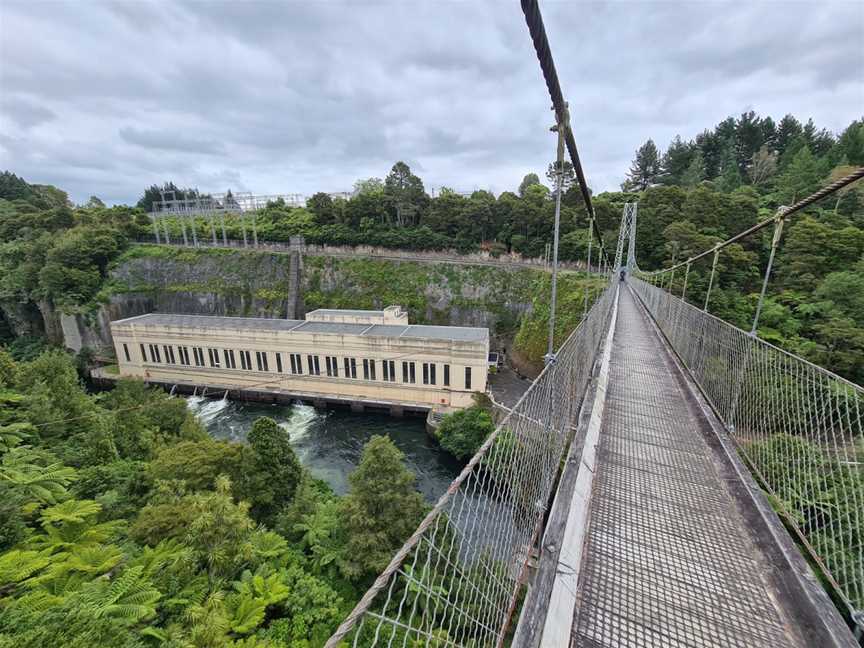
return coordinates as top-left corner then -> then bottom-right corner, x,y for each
53,246 -> 540,355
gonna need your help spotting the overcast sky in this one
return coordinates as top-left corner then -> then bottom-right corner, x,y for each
1,1 -> 862,206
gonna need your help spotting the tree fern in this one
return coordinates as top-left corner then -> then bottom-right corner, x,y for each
78,565 -> 161,622
184,590 -> 231,647
248,529 -> 287,561
132,537 -> 193,577
30,499 -> 125,553
226,595 -> 266,634
65,544 -> 125,576
0,422 -> 34,452
40,499 -> 102,525
0,549 -> 51,591
233,569 -> 289,607
0,446 -> 76,504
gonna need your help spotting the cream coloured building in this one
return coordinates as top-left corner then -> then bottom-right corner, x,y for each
110,307 -> 488,413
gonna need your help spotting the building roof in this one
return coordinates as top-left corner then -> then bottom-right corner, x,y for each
111,313 -> 488,343
306,308 -> 385,317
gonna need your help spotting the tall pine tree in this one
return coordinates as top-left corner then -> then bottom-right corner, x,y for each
623,139 -> 661,191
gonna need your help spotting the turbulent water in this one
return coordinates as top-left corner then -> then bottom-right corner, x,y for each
185,396 -> 461,499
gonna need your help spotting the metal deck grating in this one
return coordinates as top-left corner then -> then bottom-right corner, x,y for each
570,288 -> 799,648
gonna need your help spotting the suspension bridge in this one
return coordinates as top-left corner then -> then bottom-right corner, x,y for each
316,2 -> 863,646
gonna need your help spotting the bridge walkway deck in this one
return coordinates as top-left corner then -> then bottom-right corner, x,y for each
569,287 -> 804,648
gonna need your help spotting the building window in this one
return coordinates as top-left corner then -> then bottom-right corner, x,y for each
163,345 -> 176,364
343,357 -> 357,379
443,364 -> 450,387
465,367 -> 472,390
149,344 -> 161,363
208,348 -> 221,368
122,343 -> 130,362
308,355 -> 321,376
276,353 -> 283,373
325,356 -> 338,377
401,361 -> 416,384
423,362 -> 436,385
178,346 -> 190,366
193,347 -> 204,366
224,349 -> 236,369
140,344 -> 147,362
363,359 -> 377,380
383,360 -> 396,382
423,362 -> 437,385
256,351 -> 269,372
240,350 -> 252,370
289,353 -> 304,375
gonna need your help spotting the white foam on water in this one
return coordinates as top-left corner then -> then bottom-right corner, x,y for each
187,394 -> 232,426
278,402 -> 319,444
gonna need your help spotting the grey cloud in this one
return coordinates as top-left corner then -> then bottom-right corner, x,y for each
119,127 -> 225,155
0,96 -> 56,129
0,0 -> 861,205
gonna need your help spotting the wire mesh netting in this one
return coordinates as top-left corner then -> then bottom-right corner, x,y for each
325,280 -> 617,647
630,276 -> 864,621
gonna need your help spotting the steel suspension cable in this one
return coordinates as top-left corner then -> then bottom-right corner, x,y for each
521,0 -> 610,268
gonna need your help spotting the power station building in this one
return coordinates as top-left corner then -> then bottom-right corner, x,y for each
109,306 -> 489,413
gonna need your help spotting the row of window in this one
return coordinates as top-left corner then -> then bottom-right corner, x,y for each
126,342 -> 471,389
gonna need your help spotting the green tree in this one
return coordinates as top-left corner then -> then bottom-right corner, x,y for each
623,139 -> 661,191
518,173 -> 541,197
659,136 -> 694,185
238,417 -> 302,525
339,436 -> 425,581
434,407 -> 495,460
150,440 -> 243,492
384,162 -> 427,227
680,150 -> 706,187
777,146 -> 822,204
185,476 -> 256,583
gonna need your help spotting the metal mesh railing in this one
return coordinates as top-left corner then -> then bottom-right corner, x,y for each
325,280 -> 617,647
630,276 -> 864,623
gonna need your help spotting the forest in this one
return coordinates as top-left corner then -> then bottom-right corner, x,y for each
0,111 -> 861,646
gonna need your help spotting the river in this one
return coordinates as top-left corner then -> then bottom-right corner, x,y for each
185,395 -> 462,500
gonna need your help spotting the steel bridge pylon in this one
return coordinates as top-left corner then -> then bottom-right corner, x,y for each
613,202 -> 637,276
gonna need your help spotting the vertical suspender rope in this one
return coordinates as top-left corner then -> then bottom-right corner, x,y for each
681,261 -> 691,300
546,106 -> 569,365
750,211 -> 786,335
583,216 -> 593,320
703,245 -> 720,312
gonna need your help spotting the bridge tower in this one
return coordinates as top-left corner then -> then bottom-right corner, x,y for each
613,202 -> 637,276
